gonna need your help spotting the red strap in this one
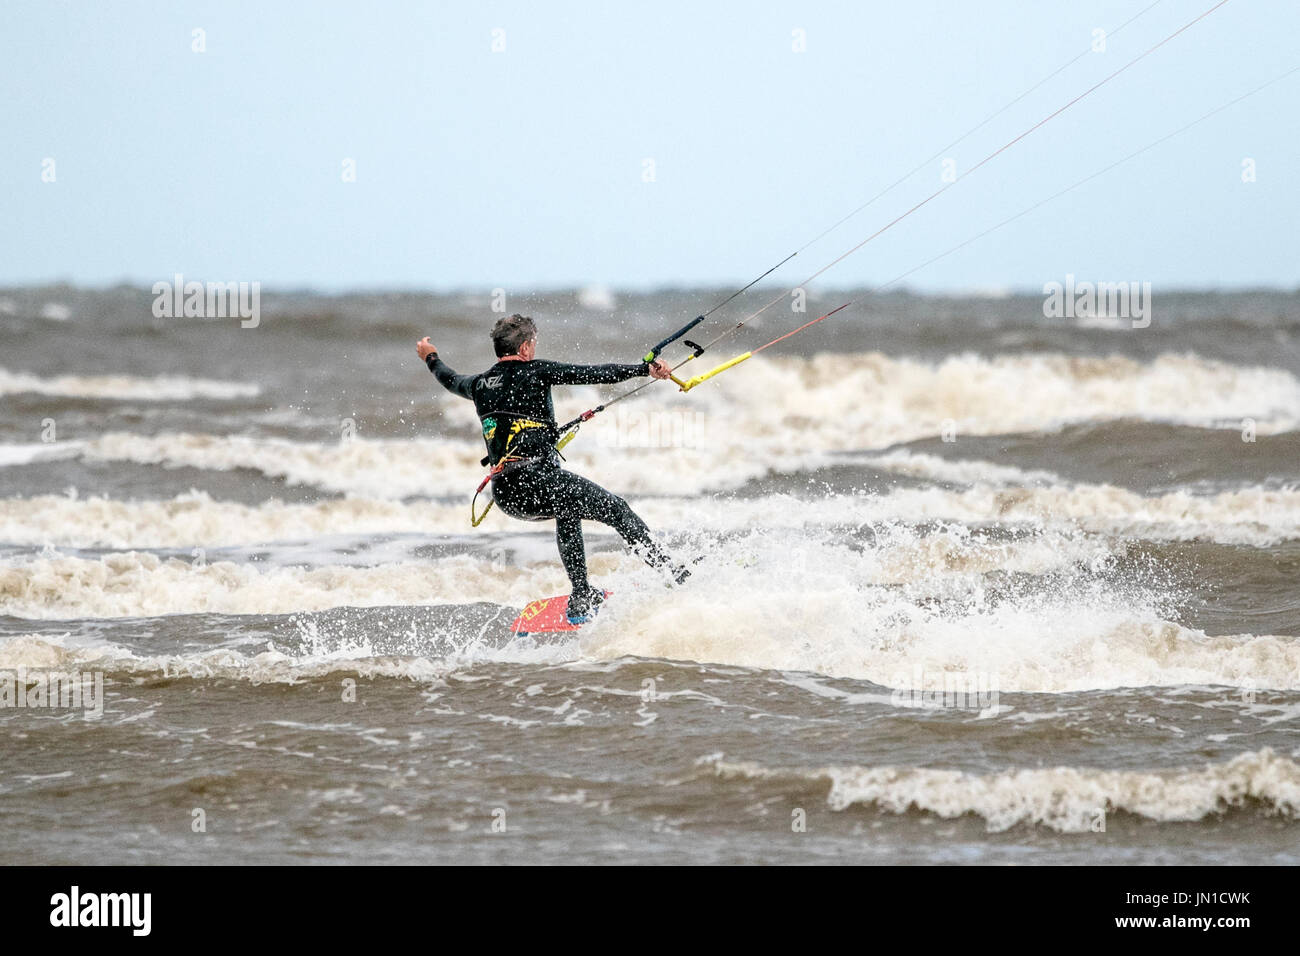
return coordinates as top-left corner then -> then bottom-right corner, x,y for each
476,461 -> 507,493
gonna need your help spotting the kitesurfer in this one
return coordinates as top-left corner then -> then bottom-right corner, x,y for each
419,314 -> 690,623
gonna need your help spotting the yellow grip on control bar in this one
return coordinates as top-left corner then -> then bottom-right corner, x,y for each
677,351 -> 752,392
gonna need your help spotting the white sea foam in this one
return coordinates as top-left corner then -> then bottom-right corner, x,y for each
0,367 -> 259,401
4,523 -> 1298,693
19,351 -> 1296,497
0,442 -> 82,468
38,303 -> 72,322
583,532 -> 1300,692
577,286 -> 617,311
854,450 -> 1063,487
4,476 -> 1300,551
841,481 -> 1300,546
0,632 -> 451,684
75,432 -> 482,498
664,350 -> 1300,464
0,550 -> 529,618
704,749 -> 1300,832
0,491 -> 460,549
0,525 -> 1102,620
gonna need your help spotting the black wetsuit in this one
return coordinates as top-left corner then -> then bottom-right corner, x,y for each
427,353 -> 681,611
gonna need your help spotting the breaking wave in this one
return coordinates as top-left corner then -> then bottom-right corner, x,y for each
4,524 -> 1299,693
7,351 -> 1293,498
4,479 -> 1300,550
702,749 -> 1300,832
0,367 -> 260,401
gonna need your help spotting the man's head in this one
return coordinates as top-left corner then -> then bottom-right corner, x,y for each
491,313 -> 538,359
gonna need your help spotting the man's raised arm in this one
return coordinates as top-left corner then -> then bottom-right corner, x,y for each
417,336 -> 476,400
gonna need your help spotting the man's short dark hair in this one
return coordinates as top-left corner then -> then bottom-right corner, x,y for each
491,313 -> 537,357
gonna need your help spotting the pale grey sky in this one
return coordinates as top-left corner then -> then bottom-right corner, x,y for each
2,0 -> 1296,291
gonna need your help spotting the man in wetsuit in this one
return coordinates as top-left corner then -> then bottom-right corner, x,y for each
417,313 -> 688,623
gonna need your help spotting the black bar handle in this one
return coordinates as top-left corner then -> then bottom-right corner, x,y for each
644,315 -> 704,363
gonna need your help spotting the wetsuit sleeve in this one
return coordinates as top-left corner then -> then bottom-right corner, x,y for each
426,353 -> 476,400
535,360 -> 649,386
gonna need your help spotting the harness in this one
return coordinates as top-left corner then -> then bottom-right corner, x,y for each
470,412 -> 560,527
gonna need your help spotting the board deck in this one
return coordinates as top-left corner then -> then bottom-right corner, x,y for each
511,591 -> 611,636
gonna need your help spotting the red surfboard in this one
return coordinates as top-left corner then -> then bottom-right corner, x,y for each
510,591 -> 611,637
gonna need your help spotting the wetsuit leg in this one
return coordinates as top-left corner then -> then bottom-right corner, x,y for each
554,512 -> 590,592
492,462 -> 684,603
546,467 -> 678,573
